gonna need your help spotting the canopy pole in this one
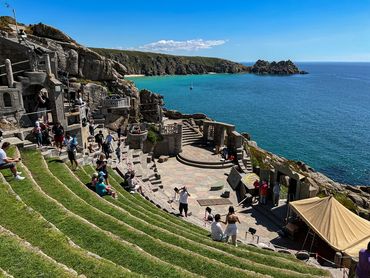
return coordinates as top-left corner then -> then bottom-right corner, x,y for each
309,232 -> 316,254
302,228 -> 310,251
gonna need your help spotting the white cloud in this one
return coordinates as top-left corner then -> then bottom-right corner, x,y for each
138,39 -> 227,52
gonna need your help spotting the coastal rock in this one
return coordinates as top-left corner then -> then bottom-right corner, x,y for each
164,110 -> 210,120
30,23 -> 75,43
250,60 -> 306,75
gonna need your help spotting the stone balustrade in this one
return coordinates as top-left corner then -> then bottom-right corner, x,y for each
102,95 -> 130,109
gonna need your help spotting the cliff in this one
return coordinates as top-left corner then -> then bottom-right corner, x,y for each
250,60 -> 307,75
91,48 -> 249,75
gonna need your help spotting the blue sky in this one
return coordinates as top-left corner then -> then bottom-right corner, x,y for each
2,0 -> 370,62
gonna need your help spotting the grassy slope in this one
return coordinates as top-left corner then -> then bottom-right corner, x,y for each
0,227 -> 75,278
82,165 -> 329,277
5,152 -> 184,277
68,162 -> 328,277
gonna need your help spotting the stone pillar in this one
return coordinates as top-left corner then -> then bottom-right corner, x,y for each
5,59 -> 14,88
43,54 -> 52,77
219,126 -> 225,147
203,121 -> 209,141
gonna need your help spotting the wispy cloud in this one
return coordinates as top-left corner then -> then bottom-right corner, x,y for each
138,39 -> 227,52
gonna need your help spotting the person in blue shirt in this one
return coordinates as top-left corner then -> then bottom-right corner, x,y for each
95,176 -> 116,198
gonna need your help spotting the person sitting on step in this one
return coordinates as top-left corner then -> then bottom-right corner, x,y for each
95,176 -> 116,199
0,142 -> 25,181
211,214 -> 227,242
127,171 -> 142,194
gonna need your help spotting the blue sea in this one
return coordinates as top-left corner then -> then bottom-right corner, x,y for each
128,63 -> 370,186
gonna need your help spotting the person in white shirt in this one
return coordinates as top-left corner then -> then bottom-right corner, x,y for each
0,142 -> 25,180
178,186 -> 190,217
211,214 -> 226,241
273,182 -> 281,206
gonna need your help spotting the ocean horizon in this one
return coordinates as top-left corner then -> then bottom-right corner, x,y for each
128,62 -> 370,186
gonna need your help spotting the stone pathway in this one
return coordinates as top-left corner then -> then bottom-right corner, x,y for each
156,156 -> 287,244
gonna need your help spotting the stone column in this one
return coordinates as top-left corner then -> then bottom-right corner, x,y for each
5,59 -> 14,88
43,54 -> 52,77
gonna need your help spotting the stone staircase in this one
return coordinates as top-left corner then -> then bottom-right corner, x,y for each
237,148 -> 253,173
181,121 -> 203,146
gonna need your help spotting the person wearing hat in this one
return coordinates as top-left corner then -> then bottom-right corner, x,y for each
95,176 -> 116,198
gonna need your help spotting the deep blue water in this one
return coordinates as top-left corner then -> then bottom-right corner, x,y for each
128,63 -> 370,186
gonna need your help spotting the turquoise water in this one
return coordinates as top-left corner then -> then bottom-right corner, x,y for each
128,63 -> 370,186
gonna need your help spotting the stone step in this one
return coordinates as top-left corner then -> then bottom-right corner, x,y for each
176,154 -> 234,169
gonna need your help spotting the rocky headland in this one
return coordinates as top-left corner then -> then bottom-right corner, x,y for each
91,48 -> 249,75
250,59 -> 308,75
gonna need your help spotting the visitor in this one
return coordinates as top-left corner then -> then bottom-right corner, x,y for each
96,154 -> 108,184
223,206 -> 240,246
89,121 -> 95,136
94,130 -> 104,150
42,125 -> 52,146
35,88 -> 49,122
52,121 -> 64,154
178,186 -> 190,217
204,206 -> 214,222
115,143 -> 121,163
253,179 -> 260,203
356,241 -> 370,278
102,141 -> 111,159
127,171 -> 142,194
75,90 -> 84,106
105,131 -> 114,145
33,121 -> 43,148
273,182 -> 281,206
86,172 -> 98,191
117,125 -> 122,140
211,214 -> 226,242
260,181 -> 269,205
64,133 -> 79,170
222,147 -> 228,160
0,142 -> 25,180
95,176 -> 117,198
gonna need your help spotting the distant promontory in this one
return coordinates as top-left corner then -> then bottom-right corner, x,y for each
250,59 -> 308,75
91,48 -> 249,75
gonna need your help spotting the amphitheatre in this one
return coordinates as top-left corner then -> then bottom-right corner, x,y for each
0,16 -> 369,278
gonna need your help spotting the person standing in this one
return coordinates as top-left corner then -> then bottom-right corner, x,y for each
94,130 -> 104,150
64,133 -> 79,170
88,121 -> 95,136
33,121 -> 43,148
179,186 -> 190,217
356,242 -> 370,278
115,143 -> 121,164
52,121 -> 64,155
0,142 -> 25,180
117,125 -> 122,140
260,181 -> 269,205
253,179 -> 260,203
223,206 -> 241,246
273,182 -> 281,206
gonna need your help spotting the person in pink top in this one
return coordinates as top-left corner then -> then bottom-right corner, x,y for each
260,181 -> 268,205
356,241 -> 370,278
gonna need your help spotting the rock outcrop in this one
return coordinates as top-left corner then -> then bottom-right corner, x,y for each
250,60 -> 307,75
91,48 -> 249,75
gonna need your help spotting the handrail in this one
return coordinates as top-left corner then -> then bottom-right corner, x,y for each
11,60 -> 29,66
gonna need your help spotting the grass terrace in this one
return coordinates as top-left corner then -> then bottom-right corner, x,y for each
0,147 -> 330,277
